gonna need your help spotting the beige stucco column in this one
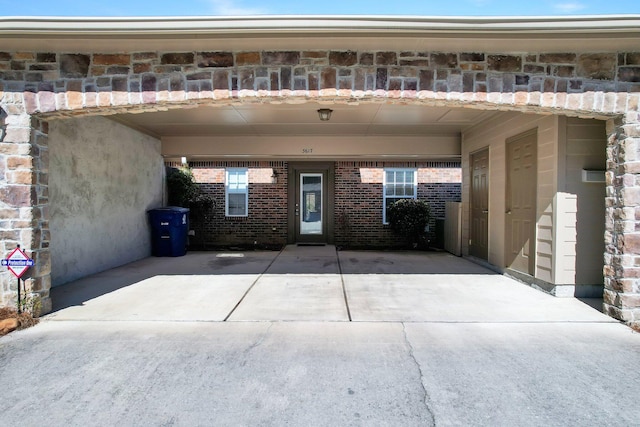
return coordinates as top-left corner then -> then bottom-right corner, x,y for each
604,113 -> 640,326
0,97 -> 52,315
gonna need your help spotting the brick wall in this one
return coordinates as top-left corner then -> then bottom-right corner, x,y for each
188,161 -> 288,248
179,160 -> 461,249
335,161 -> 461,248
335,163 -> 389,247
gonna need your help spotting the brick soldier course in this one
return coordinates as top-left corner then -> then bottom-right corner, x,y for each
0,47 -> 639,324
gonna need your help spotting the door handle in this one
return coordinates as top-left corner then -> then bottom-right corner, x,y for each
506,210 -> 512,215
482,210 -> 489,214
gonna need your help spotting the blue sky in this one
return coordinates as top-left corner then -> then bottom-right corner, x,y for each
1,0 -> 639,17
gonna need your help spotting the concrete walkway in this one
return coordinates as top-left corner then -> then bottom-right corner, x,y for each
1,246 -> 638,426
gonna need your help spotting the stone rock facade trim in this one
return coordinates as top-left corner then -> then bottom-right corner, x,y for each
0,50 -> 637,119
0,48 -> 638,325
0,115 -> 50,314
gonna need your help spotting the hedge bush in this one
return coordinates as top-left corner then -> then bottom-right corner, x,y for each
387,199 -> 431,247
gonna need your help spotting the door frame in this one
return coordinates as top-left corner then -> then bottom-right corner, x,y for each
287,162 -> 335,244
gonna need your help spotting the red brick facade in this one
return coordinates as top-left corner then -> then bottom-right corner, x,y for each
189,161 -> 288,248
183,160 -> 461,248
335,161 -> 461,248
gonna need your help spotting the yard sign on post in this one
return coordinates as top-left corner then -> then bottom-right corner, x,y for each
1,245 -> 35,313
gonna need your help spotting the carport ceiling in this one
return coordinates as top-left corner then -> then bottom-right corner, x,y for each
111,103 -> 499,138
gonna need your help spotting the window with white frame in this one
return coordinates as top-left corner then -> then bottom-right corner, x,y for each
225,168 -> 248,217
383,168 -> 417,223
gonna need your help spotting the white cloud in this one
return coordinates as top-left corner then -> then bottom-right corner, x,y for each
552,2 -> 587,13
206,0 -> 268,16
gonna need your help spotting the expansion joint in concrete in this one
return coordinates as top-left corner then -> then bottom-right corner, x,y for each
336,249 -> 352,321
223,246 -> 286,321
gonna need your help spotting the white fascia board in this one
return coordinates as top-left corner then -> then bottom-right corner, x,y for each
1,15 -> 639,37
1,15 -> 638,53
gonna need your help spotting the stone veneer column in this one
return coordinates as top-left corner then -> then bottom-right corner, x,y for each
0,97 -> 52,315
604,112 -> 640,327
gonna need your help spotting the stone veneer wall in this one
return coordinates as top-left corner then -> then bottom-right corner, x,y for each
0,115 -> 49,312
0,49 -> 638,323
0,51 -> 637,116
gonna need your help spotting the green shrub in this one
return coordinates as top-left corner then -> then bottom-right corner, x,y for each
387,199 -> 431,247
166,166 -> 200,207
166,166 -> 216,248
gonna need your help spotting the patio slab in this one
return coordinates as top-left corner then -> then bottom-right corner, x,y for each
343,273 -> 612,322
265,244 -> 339,274
227,274 -> 348,321
338,250 -> 494,275
49,275 -> 257,322
49,251 -> 281,321
47,246 -> 609,324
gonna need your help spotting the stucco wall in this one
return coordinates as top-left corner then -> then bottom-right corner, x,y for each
48,116 -> 163,286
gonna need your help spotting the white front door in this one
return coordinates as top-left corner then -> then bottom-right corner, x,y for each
300,173 -> 323,236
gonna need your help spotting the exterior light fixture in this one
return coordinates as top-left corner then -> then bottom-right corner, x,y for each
317,108 -> 333,121
181,156 -> 187,165
271,169 -> 279,184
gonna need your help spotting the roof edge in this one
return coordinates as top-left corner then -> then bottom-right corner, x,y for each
1,15 -> 639,36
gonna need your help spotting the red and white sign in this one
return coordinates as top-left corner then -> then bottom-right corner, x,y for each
1,247 -> 34,279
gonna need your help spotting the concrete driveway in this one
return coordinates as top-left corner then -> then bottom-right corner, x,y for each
1,246 -> 639,426
46,245 -> 607,323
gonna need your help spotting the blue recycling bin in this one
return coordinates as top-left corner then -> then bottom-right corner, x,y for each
148,207 -> 190,257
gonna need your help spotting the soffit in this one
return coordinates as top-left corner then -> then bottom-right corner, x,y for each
111,102 -> 498,138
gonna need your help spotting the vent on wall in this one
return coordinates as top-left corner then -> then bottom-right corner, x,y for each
582,170 -> 605,183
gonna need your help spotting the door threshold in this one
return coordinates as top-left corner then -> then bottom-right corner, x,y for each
297,243 -> 327,247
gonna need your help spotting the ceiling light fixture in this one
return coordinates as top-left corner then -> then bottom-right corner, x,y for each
317,108 -> 333,121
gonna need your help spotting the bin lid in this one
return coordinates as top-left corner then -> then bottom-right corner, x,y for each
148,206 -> 190,213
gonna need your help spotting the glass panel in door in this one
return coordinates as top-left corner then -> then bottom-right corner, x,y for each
300,173 -> 322,235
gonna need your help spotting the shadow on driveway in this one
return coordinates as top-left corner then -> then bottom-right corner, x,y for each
48,246 -> 605,324
50,248 -> 492,311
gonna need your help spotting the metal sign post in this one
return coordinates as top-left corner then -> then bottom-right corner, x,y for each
1,245 -> 35,313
